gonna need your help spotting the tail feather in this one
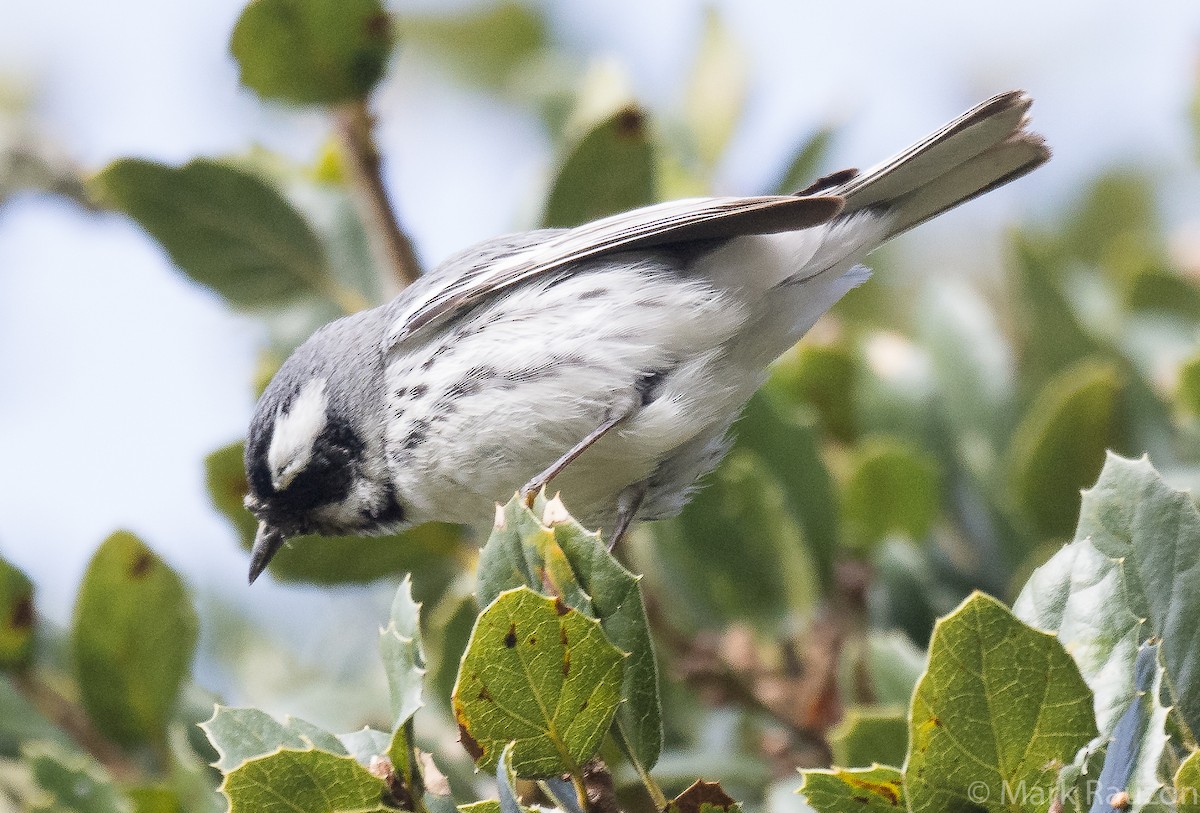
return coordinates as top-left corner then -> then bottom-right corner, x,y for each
821,90 -> 1049,239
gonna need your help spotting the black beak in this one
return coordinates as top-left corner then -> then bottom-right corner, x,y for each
248,522 -> 286,585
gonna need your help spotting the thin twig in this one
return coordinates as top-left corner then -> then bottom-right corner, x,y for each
335,99 -> 422,293
11,671 -> 143,783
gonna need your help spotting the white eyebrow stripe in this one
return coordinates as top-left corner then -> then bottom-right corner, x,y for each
267,378 -> 329,491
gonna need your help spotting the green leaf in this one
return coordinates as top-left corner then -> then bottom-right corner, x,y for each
0,555 -> 34,669
1008,359 -> 1122,539
1125,267 -> 1200,322
220,748 -> 395,812
207,440 -> 466,590
542,106 -> 657,228
1014,537 -> 1141,739
1062,170 -> 1158,273
380,575 -> 426,728
336,727 -> 391,767
125,786 -> 182,813
771,128 -> 834,195
735,393 -> 840,589
90,159 -> 332,309
666,779 -> 744,813
841,436 -> 939,549
766,343 -> 859,443
648,449 -> 817,631
24,741 -> 132,813
864,631 -> 926,708
905,592 -> 1097,813
828,707 -> 908,769
800,765 -> 904,813
400,2 -> 548,91
1176,749 -> 1200,813
477,494 -> 661,767
200,707 -> 347,773
548,500 -> 663,769
451,587 -> 625,776
1176,354 -> 1200,417
71,532 -> 197,745
230,0 -> 392,105
683,8 -> 747,170
0,676 -> 73,756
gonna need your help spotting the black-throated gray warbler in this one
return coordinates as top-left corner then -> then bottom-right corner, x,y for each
243,91 -> 1047,584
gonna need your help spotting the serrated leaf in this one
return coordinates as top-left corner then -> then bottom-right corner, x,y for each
683,8 -> 747,170
230,0 -> 392,105
220,748 -> 395,812
1085,643 -> 1171,813
771,128 -> 834,195
829,707 -> 908,769
200,707 -> 346,773
0,555 -> 34,669
451,587 -> 624,777
381,575 -> 426,727
23,742 -> 132,813
71,532 -> 197,745
735,393 -> 840,589
1014,536 -> 1141,738
207,441 -> 466,589
90,159 -> 334,310
400,2 -> 548,90
666,779 -> 744,813
905,592 -> 1097,813
1009,359 -> 1122,538
650,449 -> 817,631
542,106 -> 657,228
548,502 -> 662,768
800,765 -> 904,813
841,436 -> 939,549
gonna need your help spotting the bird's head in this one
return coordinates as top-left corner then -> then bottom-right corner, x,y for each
242,311 -> 405,584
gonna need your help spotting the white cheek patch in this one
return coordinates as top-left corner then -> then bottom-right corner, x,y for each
267,378 -> 329,491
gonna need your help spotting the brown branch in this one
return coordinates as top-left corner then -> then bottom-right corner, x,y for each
335,99 -> 422,292
11,671 -> 143,783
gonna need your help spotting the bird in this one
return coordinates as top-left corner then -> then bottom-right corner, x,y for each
242,90 -> 1048,584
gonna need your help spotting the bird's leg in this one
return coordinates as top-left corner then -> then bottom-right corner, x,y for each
521,401 -> 635,505
608,481 -> 647,553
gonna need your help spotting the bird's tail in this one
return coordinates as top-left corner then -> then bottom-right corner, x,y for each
800,90 -> 1049,239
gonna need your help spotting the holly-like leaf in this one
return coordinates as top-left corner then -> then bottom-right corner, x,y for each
0,555 -> 34,669
800,765 -> 904,813
71,532 -> 198,745
200,707 -> 347,773
90,159 -> 334,310
1009,359 -> 1122,538
23,742 -> 132,813
542,106 -> 657,229
905,593 -> 1097,813
206,441 -> 466,590
337,728 -> 391,768
452,587 -> 624,777
829,707 -> 908,769
841,436 -> 939,549
231,0 -> 392,105
546,499 -> 662,768
381,575 -> 426,728
220,748 -> 395,812
665,779 -> 743,813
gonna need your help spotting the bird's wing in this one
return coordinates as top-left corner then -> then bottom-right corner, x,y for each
383,194 -> 844,347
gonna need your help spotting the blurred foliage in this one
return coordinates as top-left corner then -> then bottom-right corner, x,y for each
4,0 -> 1200,811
